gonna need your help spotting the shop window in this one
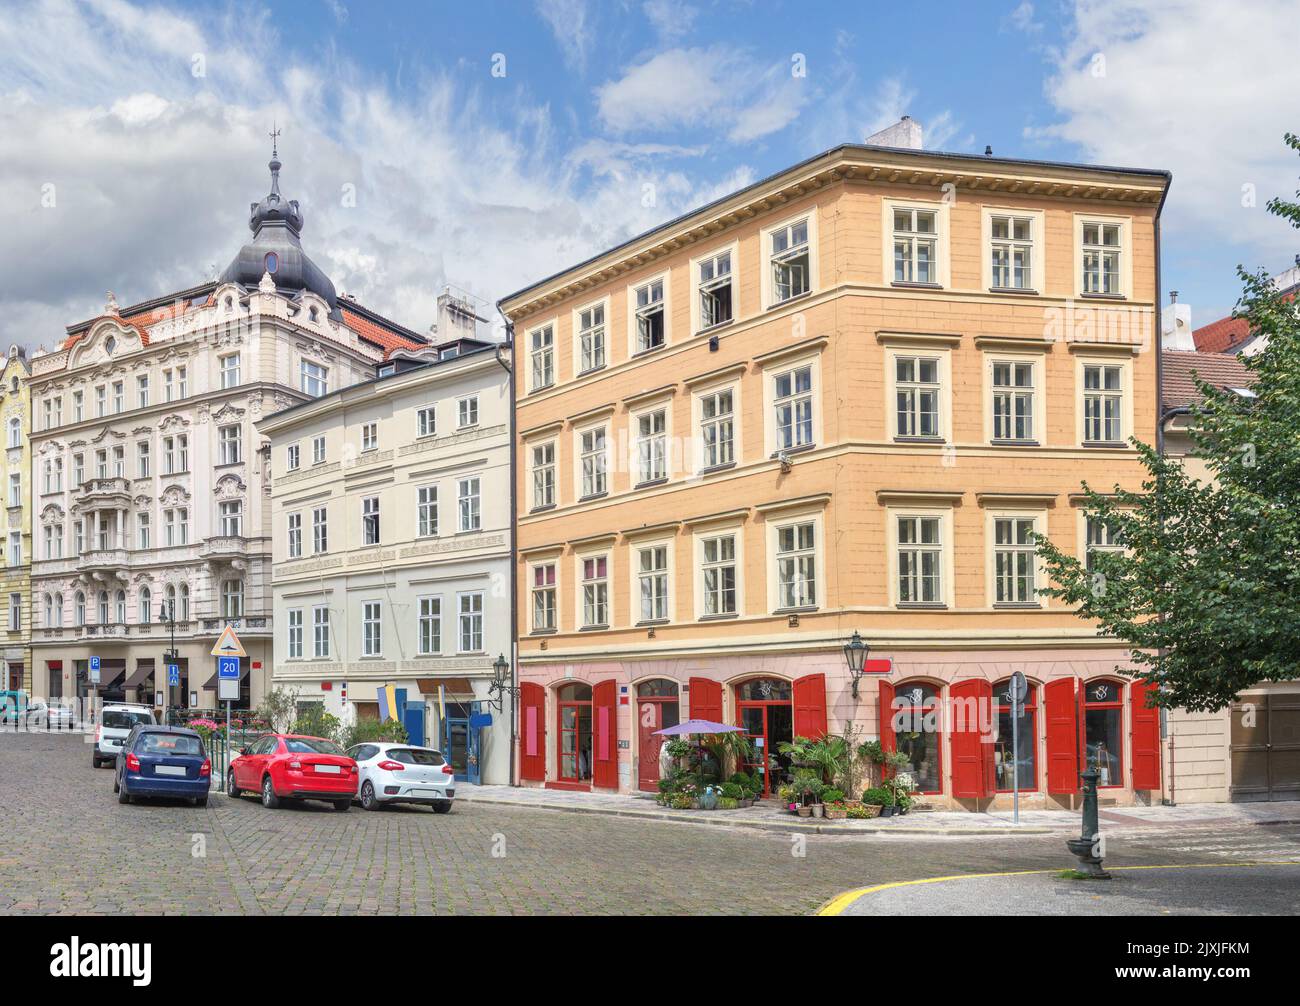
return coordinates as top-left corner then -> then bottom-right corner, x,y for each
735,677 -> 792,702
557,682 -> 593,784
893,681 -> 942,794
1084,679 -> 1125,787
992,678 -> 1037,792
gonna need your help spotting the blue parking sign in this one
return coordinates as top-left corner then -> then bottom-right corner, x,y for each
89,656 -> 100,672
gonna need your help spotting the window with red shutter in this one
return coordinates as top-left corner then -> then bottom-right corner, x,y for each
592,679 -> 618,789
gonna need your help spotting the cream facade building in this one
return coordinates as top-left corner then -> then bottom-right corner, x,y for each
1,346 -> 32,692
258,325 -> 513,785
25,150 -> 423,712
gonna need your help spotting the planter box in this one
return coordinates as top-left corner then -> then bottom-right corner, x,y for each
823,806 -> 848,820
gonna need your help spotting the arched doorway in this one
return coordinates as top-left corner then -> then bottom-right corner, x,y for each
992,677 -> 1038,792
893,681 -> 943,795
556,682 -> 593,785
1083,678 -> 1125,788
734,677 -> 793,797
636,679 -> 680,792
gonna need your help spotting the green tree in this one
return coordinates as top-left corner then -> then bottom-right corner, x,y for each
1036,134 -> 1300,712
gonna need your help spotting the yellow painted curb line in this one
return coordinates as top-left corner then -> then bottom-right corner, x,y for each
817,860 -> 1300,916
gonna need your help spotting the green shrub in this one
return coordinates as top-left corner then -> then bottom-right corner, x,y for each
862,786 -> 892,806
822,787 -> 846,804
719,782 -> 743,800
669,793 -> 694,810
340,716 -> 409,749
291,706 -> 341,744
718,797 -> 739,810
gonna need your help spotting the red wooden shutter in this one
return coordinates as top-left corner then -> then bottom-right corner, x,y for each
1130,679 -> 1162,791
519,682 -> 546,782
950,679 -> 993,799
878,680 -> 896,755
592,679 -> 618,789
689,677 -> 722,722
792,673 -> 828,740
1044,678 -> 1079,794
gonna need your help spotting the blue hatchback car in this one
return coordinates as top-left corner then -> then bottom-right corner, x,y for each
114,725 -> 211,806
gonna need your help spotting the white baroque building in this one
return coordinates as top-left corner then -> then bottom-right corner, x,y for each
257,315 -> 513,786
26,149 -> 426,711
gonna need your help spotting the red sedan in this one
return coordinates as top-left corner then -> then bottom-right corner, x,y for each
227,733 -> 358,812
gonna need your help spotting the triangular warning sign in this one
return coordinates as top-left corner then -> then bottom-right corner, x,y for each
210,624 -> 248,658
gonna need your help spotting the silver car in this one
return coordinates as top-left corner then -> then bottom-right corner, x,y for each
93,704 -> 156,767
25,700 -> 77,731
346,742 -> 455,813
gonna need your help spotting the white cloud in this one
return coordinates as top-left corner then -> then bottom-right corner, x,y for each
1004,1 -> 1042,34
1033,0 -> 1300,269
536,0 -> 595,73
643,0 -> 698,40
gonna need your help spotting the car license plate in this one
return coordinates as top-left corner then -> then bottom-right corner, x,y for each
315,764 -> 341,774
155,765 -> 186,777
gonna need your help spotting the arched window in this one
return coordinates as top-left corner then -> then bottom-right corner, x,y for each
1084,678 -> 1125,788
74,591 -> 85,626
180,583 -> 190,621
115,589 -> 126,624
53,593 -> 63,628
992,678 -> 1038,792
138,587 -> 151,626
6,417 -> 19,449
97,590 -> 109,624
893,681 -> 942,794
164,584 -> 176,621
42,593 -> 52,625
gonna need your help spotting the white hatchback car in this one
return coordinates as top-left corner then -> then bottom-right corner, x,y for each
93,704 -> 156,767
346,742 -> 455,813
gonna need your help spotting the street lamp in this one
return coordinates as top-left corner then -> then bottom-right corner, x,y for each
843,630 -> 869,698
157,600 -> 179,720
487,653 -> 518,714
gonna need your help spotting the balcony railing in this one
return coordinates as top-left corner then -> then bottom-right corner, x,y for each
79,548 -> 129,570
200,536 -> 249,559
75,477 -> 132,502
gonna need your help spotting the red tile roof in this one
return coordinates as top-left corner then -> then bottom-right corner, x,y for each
339,303 -> 427,358
63,288 -> 215,352
1192,315 -> 1253,354
1162,350 -> 1254,411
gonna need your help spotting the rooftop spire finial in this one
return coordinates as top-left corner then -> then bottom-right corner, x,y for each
269,121 -> 281,159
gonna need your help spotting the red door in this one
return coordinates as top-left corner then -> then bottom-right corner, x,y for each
1044,678 -> 1080,795
592,679 -> 618,789
637,699 -> 680,791
950,680 -> 994,799
1130,679 -> 1162,791
519,682 -> 546,782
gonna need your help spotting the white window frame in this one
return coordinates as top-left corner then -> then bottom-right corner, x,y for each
287,512 -> 302,558
627,271 -> 670,357
312,604 -> 331,658
982,206 -> 1045,293
287,608 -> 303,659
984,354 -> 1043,444
286,443 -> 300,471
360,421 -> 377,452
220,352 -> 241,389
1074,214 -> 1132,299
457,476 -> 481,532
1076,354 -> 1133,446
300,359 -> 328,397
312,435 -> 326,464
881,197 -> 950,288
417,485 -> 439,537
884,344 -> 952,442
690,242 -> 738,333
762,213 -> 816,308
219,500 -> 242,538
633,540 -> 672,624
457,396 -> 479,429
312,506 -> 328,554
457,590 -> 484,653
529,561 -> 557,633
416,406 -> 436,438
573,297 -> 609,375
531,440 -> 556,510
418,596 -> 442,655
986,509 -> 1047,608
361,495 -> 380,545
218,424 -> 242,465
575,421 -> 608,499
528,321 -> 556,392
763,353 -> 822,456
632,404 -> 670,486
887,509 -> 954,608
693,379 -> 740,474
767,513 -> 822,613
361,600 -> 383,656
695,527 -> 743,619
576,550 -> 611,629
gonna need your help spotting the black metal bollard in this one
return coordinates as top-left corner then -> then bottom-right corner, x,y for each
1065,768 -> 1111,878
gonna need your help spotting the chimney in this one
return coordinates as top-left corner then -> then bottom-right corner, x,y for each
1161,291 -> 1195,352
864,115 -> 923,150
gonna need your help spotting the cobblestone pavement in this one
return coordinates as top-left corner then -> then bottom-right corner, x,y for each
3,731 -> 1298,916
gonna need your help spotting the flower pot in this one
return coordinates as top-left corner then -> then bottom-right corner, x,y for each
878,805 -> 895,818
797,806 -> 813,817
824,806 -> 847,820
811,804 -> 824,818
861,804 -> 881,819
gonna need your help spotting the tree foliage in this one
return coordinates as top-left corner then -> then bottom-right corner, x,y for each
1036,134 -> 1300,712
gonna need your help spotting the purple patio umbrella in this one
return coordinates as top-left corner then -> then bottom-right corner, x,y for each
653,719 -> 743,736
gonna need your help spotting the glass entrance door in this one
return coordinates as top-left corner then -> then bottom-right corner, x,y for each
735,678 -> 794,797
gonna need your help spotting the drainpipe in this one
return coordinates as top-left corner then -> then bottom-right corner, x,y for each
493,318 -> 517,787
1152,176 -> 1173,806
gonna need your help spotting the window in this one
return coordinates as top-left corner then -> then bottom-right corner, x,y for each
8,532 -> 21,566
1085,515 -> 1125,571
43,523 -> 63,559
577,303 -> 606,373
72,453 -> 84,487
637,545 -> 669,622
362,496 -> 380,545
991,361 -> 1035,442
531,564 -> 556,632
530,324 -> 554,391
581,555 -> 609,627
990,214 -> 1033,290
286,443 -> 300,471
1083,364 -> 1124,443
992,679 -> 1037,791
136,441 -> 150,478
95,385 -> 106,418
221,580 -> 243,619
4,417 -> 18,449
893,207 -> 938,284
1084,680 -> 1125,786
417,406 -> 436,438
7,473 -> 19,507
163,434 -> 188,474
994,516 -> 1039,605
774,365 -> 813,451
95,513 -> 110,549
179,583 -> 190,621
300,360 -> 328,397
287,608 -> 303,658
634,278 -> 665,353
137,512 -> 150,550
112,381 -> 124,413
44,457 -> 63,493
163,507 -> 188,546
218,425 -> 241,465
362,601 -> 382,656
458,592 -> 483,652
701,534 -> 737,616
220,353 -> 240,389
361,421 -> 377,452
897,516 -> 943,605
74,591 -> 85,626
579,427 -> 607,498
115,589 -> 126,624
163,368 -> 175,402
418,597 -> 442,654
895,356 -> 940,439
73,390 -> 84,422
137,374 -> 149,409
775,521 -> 816,609
457,477 -> 481,532
697,250 -> 733,328
8,592 -> 20,630
312,435 -> 326,464
287,512 -> 302,558
531,442 -> 555,509
111,445 -> 124,478
699,389 -> 734,469
43,397 -> 60,429
770,218 -> 809,303
313,605 -> 331,657
893,681 -> 942,794
417,486 -> 438,537
1082,221 -> 1121,295
220,500 -> 242,538
457,396 -> 479,428
635,409 -> 667,484
73,519 -> 84,554
312,507 -> 328,553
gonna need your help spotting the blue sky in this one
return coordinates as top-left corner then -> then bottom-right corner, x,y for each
3,0 -> 1298,346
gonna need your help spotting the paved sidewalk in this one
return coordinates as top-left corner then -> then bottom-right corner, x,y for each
456,784 -> 1300,836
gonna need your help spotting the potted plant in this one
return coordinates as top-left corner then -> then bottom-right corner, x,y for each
862,786 -> 894,817
776,783 -> 799,813
821,787 -> 848,819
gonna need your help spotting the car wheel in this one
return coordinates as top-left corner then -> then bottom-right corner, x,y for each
332,800 -> 350,812
118,784 -> 130,805
433,801 -> 452,814
261,775 -> 280,809
226,769 -> 240,798
188,797 -> 201,807
112,775 -> 120,794
360,781 -> 378,810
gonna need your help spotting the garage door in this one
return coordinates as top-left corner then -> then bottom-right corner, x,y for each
1230,693 -> 1300,802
